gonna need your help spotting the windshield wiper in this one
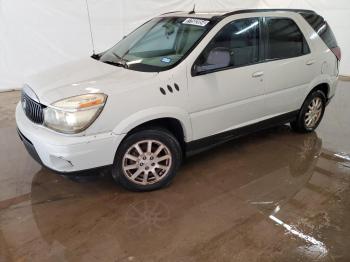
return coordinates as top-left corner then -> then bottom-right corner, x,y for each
110,52 -> 129,68
104,60 -> 128,68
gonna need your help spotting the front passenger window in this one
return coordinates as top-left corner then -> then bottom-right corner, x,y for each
194,18 -> 260,74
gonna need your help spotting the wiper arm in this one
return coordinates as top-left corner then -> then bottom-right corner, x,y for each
104,60 -> 128,69
111,52 -> 129,68
112,52 -> 122,60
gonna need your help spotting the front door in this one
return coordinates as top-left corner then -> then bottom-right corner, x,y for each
187,17 -> 266,140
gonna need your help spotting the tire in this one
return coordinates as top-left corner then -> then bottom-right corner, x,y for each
112,128 -> 182,191
291,90 -> 326,133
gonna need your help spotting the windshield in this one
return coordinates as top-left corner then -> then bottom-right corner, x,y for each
98,17 -> 213,72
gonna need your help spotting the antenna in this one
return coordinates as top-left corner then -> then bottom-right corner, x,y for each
85,0 -> 96,55
189,4 -> 196,14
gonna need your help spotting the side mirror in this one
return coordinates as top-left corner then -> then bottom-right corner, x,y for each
194,47 -> 231,74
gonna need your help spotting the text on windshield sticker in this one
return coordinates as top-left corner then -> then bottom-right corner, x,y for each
182,18 -> 210,27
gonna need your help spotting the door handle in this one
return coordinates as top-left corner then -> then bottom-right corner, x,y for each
306,60 -> 315,65
252,71 -> 264,78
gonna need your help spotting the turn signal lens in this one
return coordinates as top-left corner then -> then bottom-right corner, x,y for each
53,94 -> 107,110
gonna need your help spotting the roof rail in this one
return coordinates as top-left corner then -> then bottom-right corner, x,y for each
160,11 -> 182,15
221,8 -> 316,18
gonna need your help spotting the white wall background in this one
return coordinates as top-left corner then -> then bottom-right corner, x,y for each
0,0 -> 349,91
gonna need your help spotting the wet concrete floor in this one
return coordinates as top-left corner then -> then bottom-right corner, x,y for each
0,81 -> 350,261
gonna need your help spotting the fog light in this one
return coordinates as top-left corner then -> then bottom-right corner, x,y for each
49,155 -> 74,170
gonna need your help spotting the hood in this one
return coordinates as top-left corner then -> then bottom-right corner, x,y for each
26,58 -> 158,105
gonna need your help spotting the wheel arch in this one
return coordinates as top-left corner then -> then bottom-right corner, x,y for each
309,82 -> 330,99
112,107 -> 193,145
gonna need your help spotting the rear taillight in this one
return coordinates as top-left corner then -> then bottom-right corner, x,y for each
331,46 -> 341,61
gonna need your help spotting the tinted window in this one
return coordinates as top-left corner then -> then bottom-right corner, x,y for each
99,17 -> 212,72
195,18 -> 260,73
131,22 -> 180,52
300,13 -> 338,49
266,18 -> 310,60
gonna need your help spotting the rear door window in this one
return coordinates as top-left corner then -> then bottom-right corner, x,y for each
265,18 -> 310,60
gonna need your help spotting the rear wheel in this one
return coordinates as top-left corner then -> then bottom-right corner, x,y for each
291,90 -> 326,133
112,128 -> 182,191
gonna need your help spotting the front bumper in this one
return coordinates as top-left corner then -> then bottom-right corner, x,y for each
16,103 -> 125,173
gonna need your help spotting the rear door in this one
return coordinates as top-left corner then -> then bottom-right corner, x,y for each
261,17 -> 318,117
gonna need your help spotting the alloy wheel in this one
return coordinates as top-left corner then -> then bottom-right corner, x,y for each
304,97 -> 323,128
122,140 -> 172,185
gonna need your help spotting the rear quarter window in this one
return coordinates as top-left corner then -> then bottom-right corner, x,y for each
300,13 -> 338,49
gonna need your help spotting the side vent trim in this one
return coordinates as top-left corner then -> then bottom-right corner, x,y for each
167,85 -> 173,93
160,84 -> 180,95
160,87 -> 166,95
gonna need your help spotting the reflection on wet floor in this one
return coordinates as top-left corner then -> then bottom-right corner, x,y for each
1,81 -> 350,261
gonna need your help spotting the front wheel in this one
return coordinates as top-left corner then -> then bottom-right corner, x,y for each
291,90 -> 326,133
112,128 -> 182,191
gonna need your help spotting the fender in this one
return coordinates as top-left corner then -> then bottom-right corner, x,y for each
112,106 -> 193,142
304,74 -> 334,100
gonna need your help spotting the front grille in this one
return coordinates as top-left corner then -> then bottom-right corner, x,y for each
21,91 -> 45,124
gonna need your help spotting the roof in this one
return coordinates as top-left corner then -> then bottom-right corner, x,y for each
160,8 -> 316,20
160,11 -> 231,19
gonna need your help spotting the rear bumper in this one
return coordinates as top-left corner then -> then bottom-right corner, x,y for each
16,103 -> 125,173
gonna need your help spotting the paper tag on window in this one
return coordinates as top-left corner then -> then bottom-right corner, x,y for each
183,18 -> 210,27
161,57 -> 171,63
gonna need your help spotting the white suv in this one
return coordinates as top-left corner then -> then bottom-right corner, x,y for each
16,9 -> 340,191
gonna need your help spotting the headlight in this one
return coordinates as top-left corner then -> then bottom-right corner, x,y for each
43,94 -> 107,134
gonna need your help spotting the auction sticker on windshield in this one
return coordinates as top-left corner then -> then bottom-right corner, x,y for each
182,18 -> 210,27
